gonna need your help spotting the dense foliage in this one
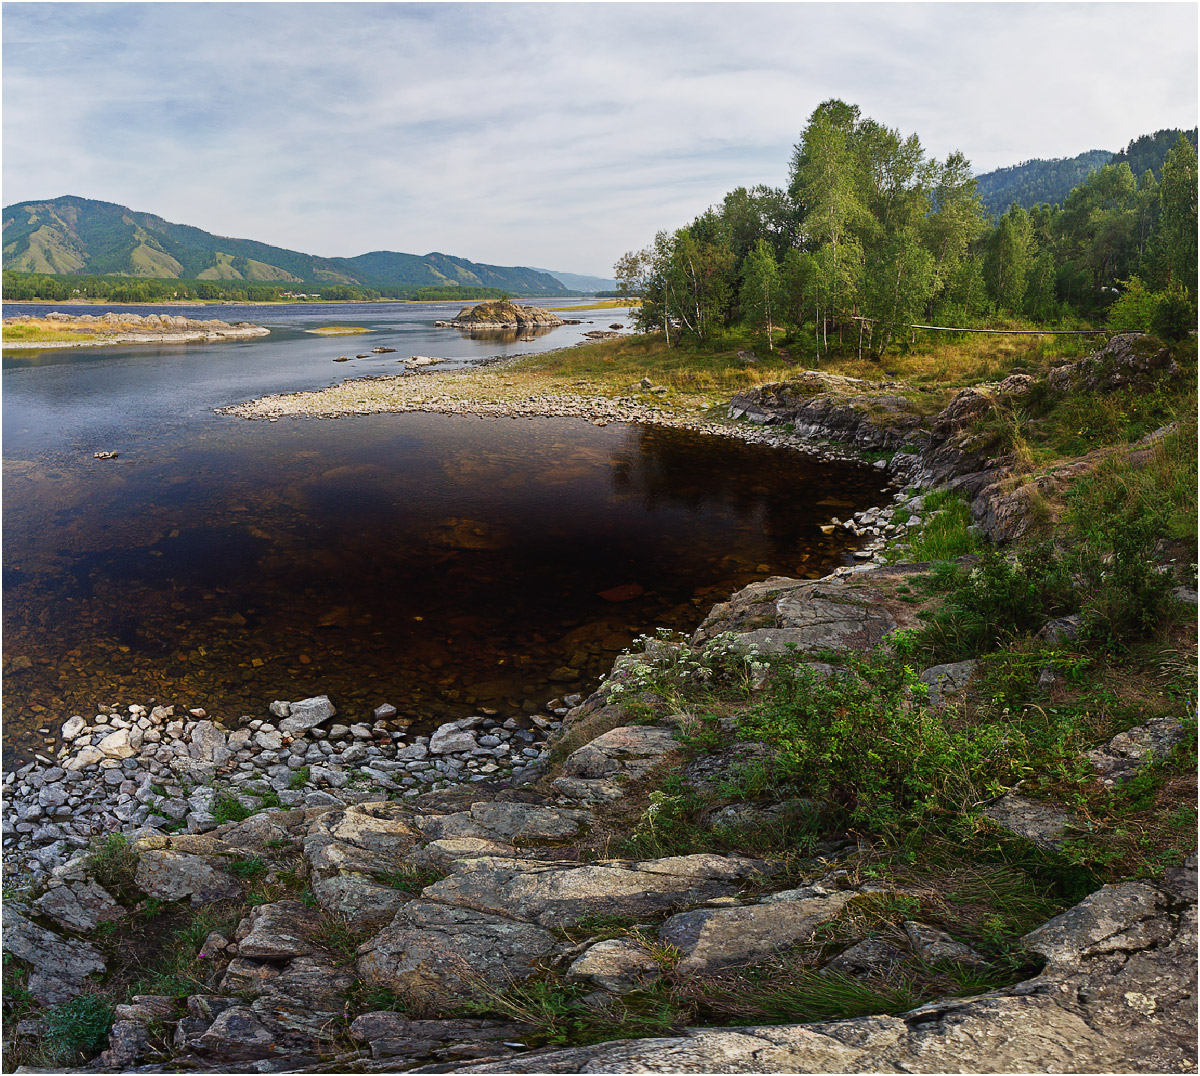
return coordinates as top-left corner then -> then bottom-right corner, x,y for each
616,102 -> 1197,358
1,270 -> 510,304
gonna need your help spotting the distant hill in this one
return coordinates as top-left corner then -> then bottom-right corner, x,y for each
975,128 -> 1199,218
975,150 -> 1113,218
531,268 -> 618,294
2,196 -> 570,296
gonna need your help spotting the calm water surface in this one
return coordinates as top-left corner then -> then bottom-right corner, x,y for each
3,301 -> 888,762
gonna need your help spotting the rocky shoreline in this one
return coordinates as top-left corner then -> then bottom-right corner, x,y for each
3,693 -> 573,883
2,560 -> 1194,1073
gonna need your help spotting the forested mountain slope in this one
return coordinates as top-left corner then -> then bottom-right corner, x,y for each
1,196 -> 569,295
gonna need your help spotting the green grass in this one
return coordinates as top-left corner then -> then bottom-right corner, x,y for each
373,866 -> 442,893
887,489 -> 979,563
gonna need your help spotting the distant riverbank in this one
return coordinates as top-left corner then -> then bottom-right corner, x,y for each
2,312 -> 269,349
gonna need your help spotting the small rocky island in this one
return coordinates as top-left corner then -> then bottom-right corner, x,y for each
435,300 -> 565,331
2,312 -> 270,349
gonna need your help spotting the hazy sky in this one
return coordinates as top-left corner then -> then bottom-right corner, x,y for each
3,3 -> 1197,277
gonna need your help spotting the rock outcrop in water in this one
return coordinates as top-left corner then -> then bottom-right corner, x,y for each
435,300 -> 565,330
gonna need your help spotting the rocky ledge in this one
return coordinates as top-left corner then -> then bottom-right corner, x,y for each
434,301 -> 565,331
728,333 -> 1182,545
3,312 -> 270,348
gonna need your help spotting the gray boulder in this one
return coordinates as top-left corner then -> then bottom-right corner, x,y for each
279,696 -> 336,735
2,906 -> 106,1003
356,899 -> 557,998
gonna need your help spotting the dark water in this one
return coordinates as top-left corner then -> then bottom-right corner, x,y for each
3,302 -> 888,762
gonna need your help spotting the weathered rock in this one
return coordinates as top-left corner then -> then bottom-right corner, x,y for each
658,893 -> 851,974
429,721 -> 479,755
194,1007 -> 278,1061
189,721 -> 230,765
902,920 -> 984,965
693,577 -> 900,657
279,696 -> 336,735
113,995 -> 179,1022
553,725 -> 678,802
454,880 -> 1196,1074
64,744 -> 106,771
96,1020 -> 151,1070
919,660 -> 977,705
33,878 -> 123,933
426,854 -> 755,928
435,301 -> 565,331
310,873 -> 414,927
356,899 -> 556,997
982,793 -> 1079,850
2,906 -> 106,1003
97,728 -> 136,759
349,1012 -> 530,1061
237,900 -> 320,960
566,937 -> 662,993
1087,716 -> 1189,786
466,801 -> 592,844
826,935 -> 908,974
135,850 -> 242,903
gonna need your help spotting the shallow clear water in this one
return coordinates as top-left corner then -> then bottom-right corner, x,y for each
3,302 -> 888,761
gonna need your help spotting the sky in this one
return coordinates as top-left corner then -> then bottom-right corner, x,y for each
3,3 -> 1197,278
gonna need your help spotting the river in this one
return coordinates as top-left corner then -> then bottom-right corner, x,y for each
2,299 -> 888,762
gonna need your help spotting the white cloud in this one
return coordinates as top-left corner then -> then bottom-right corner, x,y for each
3,2 -> 1196,276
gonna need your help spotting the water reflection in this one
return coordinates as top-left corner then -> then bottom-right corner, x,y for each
3,412 -> 888,762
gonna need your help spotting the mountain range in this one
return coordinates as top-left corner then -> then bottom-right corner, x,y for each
1,196 -> 582,295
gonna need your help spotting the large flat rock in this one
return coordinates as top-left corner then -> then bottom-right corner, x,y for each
659,893 -> 852,974
425,854 -> 758,928
356,899 -> 556,998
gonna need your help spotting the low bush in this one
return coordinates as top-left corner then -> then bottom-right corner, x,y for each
44,995 -> 114,1062
735,660 -> 1027,840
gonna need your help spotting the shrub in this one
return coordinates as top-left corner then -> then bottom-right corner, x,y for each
1151,288 -> 1194,342
1073,517 -> 1175,645
736,660 -> 1024,839
44,995 -> 114,1062
914,545 -> 1076,661
88,834 -> 140,897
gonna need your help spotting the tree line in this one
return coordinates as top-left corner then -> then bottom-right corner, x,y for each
1,271 -> 510,305
616,100 -> 1197,358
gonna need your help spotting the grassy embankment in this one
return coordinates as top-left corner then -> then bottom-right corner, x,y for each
545,299 -> 641,312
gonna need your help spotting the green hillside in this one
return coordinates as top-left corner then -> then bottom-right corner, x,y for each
975,150 -> 1113,218
1,196 -> 569,296
976,128 -> 1198,219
